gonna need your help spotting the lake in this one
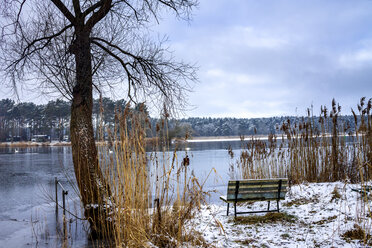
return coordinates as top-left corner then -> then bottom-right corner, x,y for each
0,140 -> 243,247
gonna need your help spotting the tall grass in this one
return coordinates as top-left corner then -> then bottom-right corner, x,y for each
91,105 -> 208,247
230,97 -> 372,184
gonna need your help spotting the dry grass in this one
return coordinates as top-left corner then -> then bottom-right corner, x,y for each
342,224 -> 370,243
89,105 -> 209,247
313,215 -> 337,225
330,186 -> 341,202
51,142 -> 71,146
283,197 -> 318,207
0,142 -> 41,147
230,212 -> 297,225
227,98 -> 372,246
229,97 -> 372,185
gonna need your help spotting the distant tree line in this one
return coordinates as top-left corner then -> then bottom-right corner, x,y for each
0,98 -> 148,142
0,98 -> 70,142
165,115 -> 358,138
0,98 -> 361,142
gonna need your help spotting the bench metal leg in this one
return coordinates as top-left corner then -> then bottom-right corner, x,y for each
277,200 -> 280,212
227,203 -> 230,216
267,201 -> 270,211
234,202 -> 237,217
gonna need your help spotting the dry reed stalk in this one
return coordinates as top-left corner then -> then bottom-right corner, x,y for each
90,104 -> 208,247
0,142 -> 44,147
230,97 -> 371,185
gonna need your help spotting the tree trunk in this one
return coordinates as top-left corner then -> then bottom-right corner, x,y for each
70,29 -> 111,238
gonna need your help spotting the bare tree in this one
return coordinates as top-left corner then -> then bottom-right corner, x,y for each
0,0 -> 197,236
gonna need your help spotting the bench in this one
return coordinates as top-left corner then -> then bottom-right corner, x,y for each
220,178 -> 288,217
351,186 -> 372,195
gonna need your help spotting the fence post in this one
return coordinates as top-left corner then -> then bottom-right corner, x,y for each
62,190 -> 68,217
62,190 -> 68,239
55,177 -> 58,213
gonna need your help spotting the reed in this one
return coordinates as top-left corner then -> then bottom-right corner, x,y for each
0,141 -> 42,147
230,97 -> 372,185
88,104 -> 208,247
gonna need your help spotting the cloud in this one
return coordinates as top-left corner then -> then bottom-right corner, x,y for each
339,48 -> 372,69
214,26 -> 291,49
158,0 -> 372,118
2,0 -> 371,118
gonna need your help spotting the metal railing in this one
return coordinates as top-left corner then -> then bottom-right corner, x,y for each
54,177 -> 68,217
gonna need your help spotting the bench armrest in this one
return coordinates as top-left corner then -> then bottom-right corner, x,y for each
220,195 -> 228,202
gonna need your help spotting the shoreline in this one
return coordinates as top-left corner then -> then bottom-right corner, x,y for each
186,135 -> 269,143
0,141 -> 71,148
0,132 -> 357,147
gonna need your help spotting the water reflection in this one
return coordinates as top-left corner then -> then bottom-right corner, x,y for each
0,142 -> 240,247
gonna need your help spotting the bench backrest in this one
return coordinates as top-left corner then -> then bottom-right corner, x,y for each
226,178 -> 287,202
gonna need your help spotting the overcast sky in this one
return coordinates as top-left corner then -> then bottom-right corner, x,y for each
155,0 -> 372,118
1,0 -> 372,118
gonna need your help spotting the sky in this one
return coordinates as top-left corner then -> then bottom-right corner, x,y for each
154,0 -> 372,118
1,0 -> 372,118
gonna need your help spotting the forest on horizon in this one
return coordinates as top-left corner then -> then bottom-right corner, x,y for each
0,97 -> 361,142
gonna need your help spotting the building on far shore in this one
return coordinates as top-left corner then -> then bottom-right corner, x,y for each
31,135 -> 49,142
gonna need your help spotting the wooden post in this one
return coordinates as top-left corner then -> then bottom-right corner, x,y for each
234,181 -> 239,217
55,177 -> 58,213
277,180 -> 282,212
62,190 -> 68,217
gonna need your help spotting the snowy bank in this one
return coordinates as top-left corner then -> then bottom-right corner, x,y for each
192,182 -> 371,247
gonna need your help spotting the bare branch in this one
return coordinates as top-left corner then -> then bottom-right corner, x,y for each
91,39 -> 143,97
82,1 -> 104,18
91,36 -> 139,59
91,34 -> 197,114
86,0 -> 112,30
72,0 -> 82,17
50,0 -> 76,24
15,0 -> 27,27
7,24 -> 73,70
2,0 -> 198,113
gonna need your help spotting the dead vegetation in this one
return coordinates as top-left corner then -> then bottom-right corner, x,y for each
330,186 -> 342,202
230,212 -> 297,225
229,97 -> 372,184
342,224 -> 371,243
313,215 -> 338,225
90,105 -> 211,247
227,97 -> 372,247
283,197 -> 318,207
0,142 -> 42,147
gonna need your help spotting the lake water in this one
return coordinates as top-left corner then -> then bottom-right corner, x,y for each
0,140 -> 243,247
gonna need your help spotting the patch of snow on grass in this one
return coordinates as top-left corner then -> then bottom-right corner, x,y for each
191,182 -> 372,247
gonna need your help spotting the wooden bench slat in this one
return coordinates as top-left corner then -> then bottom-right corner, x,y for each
228,189 -> 287,194
228,185 -> 287,191
228,181 -> 287,187
228,178 -> 287,182
228,183 -> 287,188
221,178 -> 288,216
226,192 -> 286,201
223,197 -> 286,203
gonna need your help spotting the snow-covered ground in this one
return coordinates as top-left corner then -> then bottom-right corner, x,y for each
193,182 -> 372,247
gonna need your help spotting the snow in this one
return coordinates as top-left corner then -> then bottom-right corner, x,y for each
2,181 -> 370,247
187,136 -> 269,143
191,182 -> 372,247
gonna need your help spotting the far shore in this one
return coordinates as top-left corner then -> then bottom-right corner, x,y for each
1,133 -> 357,147
0,141 -> 71,148
178,132 -> 356,143
186,134 -> 269,143
0,136 -> 256,147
